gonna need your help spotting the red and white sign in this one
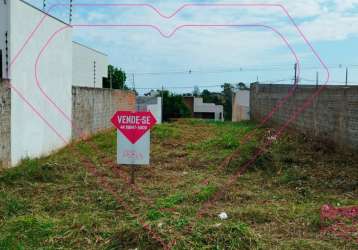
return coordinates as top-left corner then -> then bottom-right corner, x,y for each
111,111 -> 157,144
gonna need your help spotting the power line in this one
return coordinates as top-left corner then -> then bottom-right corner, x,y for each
128,64 -> 358,76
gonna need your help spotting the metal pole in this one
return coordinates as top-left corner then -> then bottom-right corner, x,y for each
109,68 -> 112,89
316,71 -> 319,87
345,67 -> 348,86
132,73 -> 135,91
130,167 -> 135,184
161,85 -> 164,123
294,63 -> 297,84
93,61 -> 96,88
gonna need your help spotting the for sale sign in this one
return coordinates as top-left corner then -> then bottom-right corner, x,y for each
111,111 -> 157,165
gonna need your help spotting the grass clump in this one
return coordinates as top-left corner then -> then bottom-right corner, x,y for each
0,159 -> 60,184
0,215 -> 55,249
193,185 -> 218,202
0,192 -> 29,219
156,193 -> 185,208
106,224 -> 163,250
178,221 -> 261,250
146,209 -> 164,221
153,124 -> 180,140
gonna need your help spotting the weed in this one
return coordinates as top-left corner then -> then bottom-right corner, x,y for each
180,221 -> 261,250
173,217 -> 189,230
153,124 -> 180,140
0,192 -> 29,219
279,168 -> 308,186
146,209 -> 164,221
106,224 -> 163,250
0,215 -> 55,249
238,207 -> 272,224
193,185 -> 218,202
156,193 -> 185,208
0,159 -> 61,184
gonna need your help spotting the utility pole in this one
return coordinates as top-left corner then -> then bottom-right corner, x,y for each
294,63 -> 298,85
161,85 -> 164,123
345,67 -> 348,86
316,71 -> 319,87
132,73 -> 135,91
109,67 -> 112,89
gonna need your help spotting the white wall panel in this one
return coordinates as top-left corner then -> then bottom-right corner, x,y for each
10,0 -> 72,165
72,41 -> 108,88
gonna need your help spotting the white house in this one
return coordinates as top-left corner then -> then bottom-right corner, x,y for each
72,41 -> 108,88
183,96 -> 224,121
136,96 -> 162,124
0,0 -> 108,166
232,90 -> 250,122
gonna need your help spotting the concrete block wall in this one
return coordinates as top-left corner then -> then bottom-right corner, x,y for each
250,84 -> 358,149
0,81 -> 10,167
72,86 -> 136,139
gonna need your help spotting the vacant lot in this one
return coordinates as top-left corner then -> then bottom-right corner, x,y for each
0,120 -> 357,249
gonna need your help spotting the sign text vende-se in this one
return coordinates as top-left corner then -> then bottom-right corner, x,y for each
111,111 -> 157,165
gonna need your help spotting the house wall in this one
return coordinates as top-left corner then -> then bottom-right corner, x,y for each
0,81 -> 11,167
72,86 -> 136,139
194,98 -> 224,121
72,41 -> 108,88
232,90 -> 250,122
194,97 -> 217,113
9,0 -> 73,165
136,96 -> 162,124
250,84 -> 358,148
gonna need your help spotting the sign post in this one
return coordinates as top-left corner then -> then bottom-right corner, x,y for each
111,111 -> 157,184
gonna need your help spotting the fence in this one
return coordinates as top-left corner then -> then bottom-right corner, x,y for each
250,83 -> 358,149
72,86 -> 136,139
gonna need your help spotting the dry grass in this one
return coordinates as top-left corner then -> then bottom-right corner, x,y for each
0,119 -> 357,249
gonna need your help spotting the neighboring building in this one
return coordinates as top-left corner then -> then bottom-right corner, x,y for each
136,96 -> 162,124
0,0 -> 111,166
183,96 -> 224,121
72,41 -> 108,88
232,90 -> 250,121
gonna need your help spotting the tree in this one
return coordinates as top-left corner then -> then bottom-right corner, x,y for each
221,83 -> 234,121
236,82 -> 249,90
201,89 -> 223,106
160,90 -> 191,121
103,65 -> 128,90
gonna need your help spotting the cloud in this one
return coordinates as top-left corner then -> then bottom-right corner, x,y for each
299,12 -> 358,41
25,0 -> 358,88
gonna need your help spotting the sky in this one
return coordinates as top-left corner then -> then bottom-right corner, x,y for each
28,0 -> 358,94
